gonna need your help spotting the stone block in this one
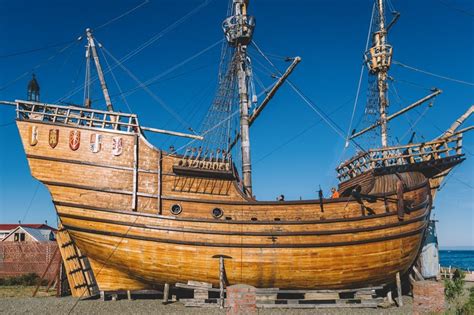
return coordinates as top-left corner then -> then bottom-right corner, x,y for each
226,284 -> 256,315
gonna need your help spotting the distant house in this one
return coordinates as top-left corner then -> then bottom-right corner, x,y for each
0,224 -> 56,243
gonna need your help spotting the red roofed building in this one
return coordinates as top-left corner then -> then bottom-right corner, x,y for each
0,224 -> 56,241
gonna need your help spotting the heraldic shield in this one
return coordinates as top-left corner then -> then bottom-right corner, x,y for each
49,129 -> 59,148
90,134 -> 102,153
69,130 -> 81,151
112,137 -> 123,156
29,126 -> 38,146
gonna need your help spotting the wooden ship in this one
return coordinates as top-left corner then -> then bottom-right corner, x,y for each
1,0 -> 472,297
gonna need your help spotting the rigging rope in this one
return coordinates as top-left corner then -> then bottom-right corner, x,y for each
99,46 -> 133,113
0,39 -> 80,92
393,60 -> 474,87
21,182 -> 40,224
286,81 -> 347,141
0,39 -> 77,59
115,39 -> 223,100
100,45 -> 196,132
344,3 -> 375,148
435,0 -> 474,17
95,0 -> 150,30
254,103 -> 346,165
57,0 -> 213,103
106,63 -> 214,102
0,122 -> 15,128
251,40 -> 366,152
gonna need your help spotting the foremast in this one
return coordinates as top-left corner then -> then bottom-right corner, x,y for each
365,0 -> 393,147
85,28 -> 114,112
223,0 -> 256,196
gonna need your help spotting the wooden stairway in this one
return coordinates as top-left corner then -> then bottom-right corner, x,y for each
56,223 -> 99,298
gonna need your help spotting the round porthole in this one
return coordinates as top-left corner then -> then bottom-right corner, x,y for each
170,204 -> 182,215
212,208 -> 223,219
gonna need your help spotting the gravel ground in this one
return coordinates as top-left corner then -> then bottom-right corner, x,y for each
0,296 -> 414,315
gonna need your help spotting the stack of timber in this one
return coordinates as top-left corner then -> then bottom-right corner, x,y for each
56,223 -> 98,298
176,281 -> 384,309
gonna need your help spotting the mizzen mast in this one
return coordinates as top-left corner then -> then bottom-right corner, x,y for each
365,0 -> 393,147
85,28 -> 114,112
223,0 -> 256,196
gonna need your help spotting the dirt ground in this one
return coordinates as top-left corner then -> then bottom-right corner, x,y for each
0,286 -> 414,315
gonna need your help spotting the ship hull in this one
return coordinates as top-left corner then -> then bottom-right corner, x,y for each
17,119 -> 432,290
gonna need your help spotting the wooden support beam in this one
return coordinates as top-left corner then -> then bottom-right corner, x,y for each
157,150 -> 163,215
132,135 -> 138,211
441,105 -> 474,138
350,89 -> 442,140
32,246 -> 59,297
396,272 -> 403,307
141,126 -> 203,140
453,126 -> 474,136
219,256 -> 225,309
249,57 -> 301,126
163,283 -> 170,304
0,100 -> 16,106
228,57 -> 301,151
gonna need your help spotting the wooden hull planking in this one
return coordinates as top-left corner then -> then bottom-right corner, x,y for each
17,120 -> 432,290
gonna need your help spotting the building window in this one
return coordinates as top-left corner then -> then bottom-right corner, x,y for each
14,233 -> 25,242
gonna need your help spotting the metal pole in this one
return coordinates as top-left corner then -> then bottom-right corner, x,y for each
86,28 -> 114,112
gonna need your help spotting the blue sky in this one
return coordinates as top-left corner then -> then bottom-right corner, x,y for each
0,0 -> 472,247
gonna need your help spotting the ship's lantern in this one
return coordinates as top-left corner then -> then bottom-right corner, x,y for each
27,74 -> 40,102
212,208 -> 223,219
170,204 -> 182,215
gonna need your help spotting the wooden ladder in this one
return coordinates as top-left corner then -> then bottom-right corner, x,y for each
55,223 -> 99,298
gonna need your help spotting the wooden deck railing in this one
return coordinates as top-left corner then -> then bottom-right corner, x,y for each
16,100 -> 139,133
336,136 -> 463,182
175,147 -> 232,172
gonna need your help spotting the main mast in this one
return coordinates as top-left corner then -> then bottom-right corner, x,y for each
366,0 -> 392,147
223,0 -> 256,196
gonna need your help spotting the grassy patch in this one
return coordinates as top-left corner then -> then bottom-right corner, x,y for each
0,273 -> 47,286
459,287 -> 474,314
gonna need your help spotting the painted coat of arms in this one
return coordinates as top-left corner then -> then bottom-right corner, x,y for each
29,126 -> 38,146
69,130 -> 81,151
112,137 -> 123,156
90,134 -> 102,153
48,129 -> 59,148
